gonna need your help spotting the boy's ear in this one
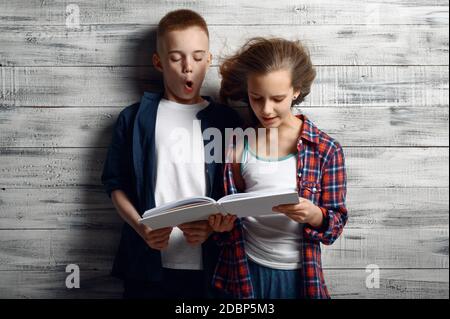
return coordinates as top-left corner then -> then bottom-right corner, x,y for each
152,53 -> 163,72
207,52 -> 213,66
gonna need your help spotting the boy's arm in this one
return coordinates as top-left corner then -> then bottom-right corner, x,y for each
112,190 -> 173,250
101,112 -> 127,197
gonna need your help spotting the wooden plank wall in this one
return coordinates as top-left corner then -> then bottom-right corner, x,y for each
0,0 -> 448,299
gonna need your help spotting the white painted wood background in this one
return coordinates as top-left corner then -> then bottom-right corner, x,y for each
0,0 -> 448,299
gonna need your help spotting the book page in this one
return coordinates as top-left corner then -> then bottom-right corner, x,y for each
218,191 -> 297,203
219,191 -> 299,217
140,202 -> 220,229
142,196 -> 215,218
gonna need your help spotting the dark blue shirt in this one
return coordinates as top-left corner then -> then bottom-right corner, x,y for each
101,92 -> 242,288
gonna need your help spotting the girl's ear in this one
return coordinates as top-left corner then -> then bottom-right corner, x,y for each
153,53 -> 163,72
293,89 -> 301,100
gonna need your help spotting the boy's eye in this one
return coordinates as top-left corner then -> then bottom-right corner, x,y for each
169,55 -> 182,62
193,54 -> 205,61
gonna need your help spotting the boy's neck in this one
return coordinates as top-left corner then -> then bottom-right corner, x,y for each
163,91 -> 205,105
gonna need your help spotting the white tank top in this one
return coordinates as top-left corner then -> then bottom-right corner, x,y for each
240,138 -> 304,270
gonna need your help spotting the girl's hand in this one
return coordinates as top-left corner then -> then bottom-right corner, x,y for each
272,197 -> 324,228
208,213 -> 237,232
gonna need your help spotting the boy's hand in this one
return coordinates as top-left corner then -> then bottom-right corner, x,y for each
137,224 -> 173,250
208,213 -> 237,232
178,220 -> 213,246
272,197 -> 324,228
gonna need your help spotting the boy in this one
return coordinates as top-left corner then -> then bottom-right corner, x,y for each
101,9 -> 241,298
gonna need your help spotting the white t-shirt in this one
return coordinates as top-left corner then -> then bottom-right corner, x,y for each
241,139 -> 303,270
154,98 -> 209,270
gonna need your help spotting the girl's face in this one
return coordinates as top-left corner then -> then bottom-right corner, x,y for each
247,69 -> 300,128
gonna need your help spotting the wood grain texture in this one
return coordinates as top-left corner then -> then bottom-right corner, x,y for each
0,0 -> 447,26
0,24 -> 448,66
0,268 -> 447,299
0,0 -> 448,299
0,227 -> 447,270
1,147 -> 447,188
0,106 -> 448,148
1,66 -> 448,107
1,188 -> 448,230
325,268 -> 449,299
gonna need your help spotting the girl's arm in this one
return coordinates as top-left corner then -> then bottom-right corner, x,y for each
303,142 -> 348,245
274,142 -> 348,245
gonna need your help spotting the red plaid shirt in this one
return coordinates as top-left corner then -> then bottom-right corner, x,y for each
211,114 -> 348,299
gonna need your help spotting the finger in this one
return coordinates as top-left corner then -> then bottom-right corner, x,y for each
179,220 -> 205,228
149,237 -> 169,248
180,220 -> 209,228
276,206 -> 302,214
149,229 -> 172,241
208,215 -> 215,227
185,235 -> 205,244
183,228 -> 210,237
275,203 -> 301,210
213,214 -> 223,230
285,212 -> 305,223
149,227 -> 173,236
179,222 -> 210,231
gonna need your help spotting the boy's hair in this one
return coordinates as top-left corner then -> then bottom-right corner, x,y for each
156,9 -> 209,53
220,37 -> 316,105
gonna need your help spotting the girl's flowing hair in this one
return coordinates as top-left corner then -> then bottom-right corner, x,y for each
219,37 -> 316,106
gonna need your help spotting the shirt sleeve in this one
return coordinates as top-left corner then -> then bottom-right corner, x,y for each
101,112 -> 127,198
303,142 -> 348,245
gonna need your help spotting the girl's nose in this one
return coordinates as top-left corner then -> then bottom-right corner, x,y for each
261,101 -> 274,114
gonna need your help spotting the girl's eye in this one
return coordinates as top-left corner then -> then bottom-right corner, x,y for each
250,96 -> 262,101
274,98 -> 285,103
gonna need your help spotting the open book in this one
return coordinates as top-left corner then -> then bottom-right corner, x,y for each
139,191 -> 299,230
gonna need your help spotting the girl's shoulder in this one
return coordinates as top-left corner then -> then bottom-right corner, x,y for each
301,116 -> 344,158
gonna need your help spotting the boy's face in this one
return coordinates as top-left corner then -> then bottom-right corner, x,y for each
153,26 -> 211,104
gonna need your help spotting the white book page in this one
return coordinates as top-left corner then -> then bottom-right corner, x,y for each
218,191 -> 297,203
219,191 -> 299,217
142,196 -> 215,218
140,202 -> 220,229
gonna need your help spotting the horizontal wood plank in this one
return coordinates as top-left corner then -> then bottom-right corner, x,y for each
0,106 -> 448,148
0,0 -> 447,26
0,25 -> 448,66
0,147 -> 447,188
326,268 -> 449,299
0,66 -> 448,107
0,268 -> 447,298
0,227 -> 447,270
1,187 -> 448,230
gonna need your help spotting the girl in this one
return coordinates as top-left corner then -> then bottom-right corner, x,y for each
208,38 -> 348,299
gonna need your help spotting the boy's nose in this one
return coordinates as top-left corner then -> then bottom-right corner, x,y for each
183,60 -> 193,73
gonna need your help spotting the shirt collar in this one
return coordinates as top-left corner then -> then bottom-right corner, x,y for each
296,114 -> 320,145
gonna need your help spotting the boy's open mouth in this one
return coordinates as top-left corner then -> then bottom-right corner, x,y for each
185,80 -> 193,88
